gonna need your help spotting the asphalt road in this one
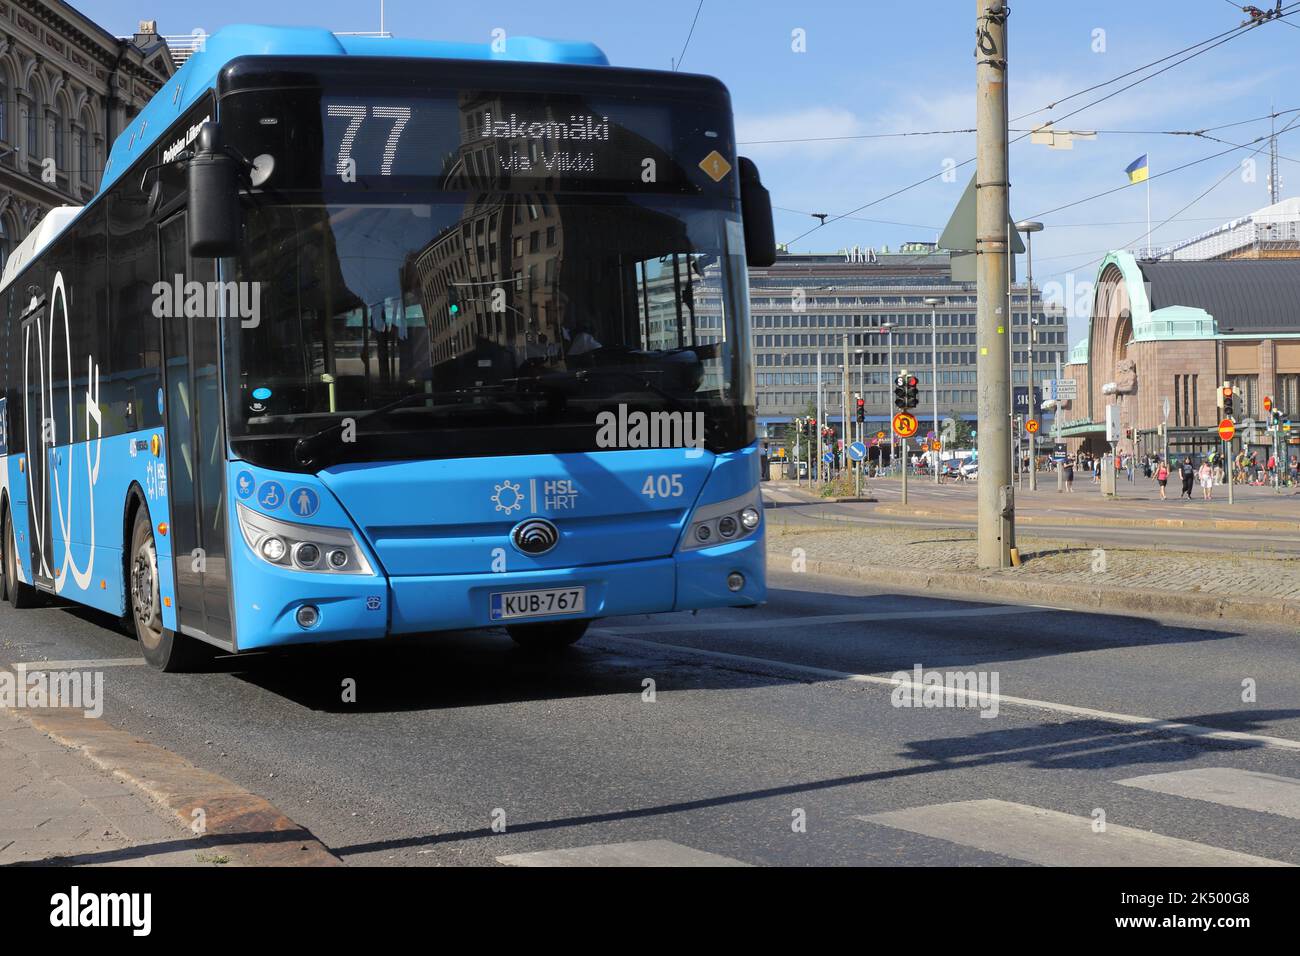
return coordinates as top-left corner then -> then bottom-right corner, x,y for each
4,572 -> 1300,867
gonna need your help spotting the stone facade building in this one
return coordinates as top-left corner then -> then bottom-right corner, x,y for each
1061,250 -> 1300,462
0,2 -> 173,270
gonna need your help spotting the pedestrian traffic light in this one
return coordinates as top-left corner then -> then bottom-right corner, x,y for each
855,397 -> 865,423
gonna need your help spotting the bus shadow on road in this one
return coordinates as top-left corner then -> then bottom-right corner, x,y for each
204,629 -> 783,713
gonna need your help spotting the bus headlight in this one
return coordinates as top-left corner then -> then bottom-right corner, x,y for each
681,487 -> 763,551
237,503 -> 374,575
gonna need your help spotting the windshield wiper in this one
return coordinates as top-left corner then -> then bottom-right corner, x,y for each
293,391 -> 433,466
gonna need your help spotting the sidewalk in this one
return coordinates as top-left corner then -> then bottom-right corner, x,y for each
0,696 -> 340,867
770,477 -> 1300,532
765,516 -> 1300,626
1,708 -> 207,866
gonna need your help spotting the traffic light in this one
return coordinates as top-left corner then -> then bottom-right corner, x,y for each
855,397 -> 865,423
1223,387 -> 1234,420
894,371 -> 920,410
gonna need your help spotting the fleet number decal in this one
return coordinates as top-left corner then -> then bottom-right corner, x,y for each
641,474 -> 684,499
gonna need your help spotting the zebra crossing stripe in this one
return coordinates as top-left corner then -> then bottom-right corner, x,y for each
859,799 -> 1292,867
496,839 -> 752,867
1117,767 -> 1300,821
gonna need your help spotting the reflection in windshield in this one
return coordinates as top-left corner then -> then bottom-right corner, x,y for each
228,193 -> 749,466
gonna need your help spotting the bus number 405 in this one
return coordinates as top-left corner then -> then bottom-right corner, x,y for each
641,474 -> 684,499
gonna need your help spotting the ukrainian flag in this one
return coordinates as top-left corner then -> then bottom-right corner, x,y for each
1125,154 -> 1149,184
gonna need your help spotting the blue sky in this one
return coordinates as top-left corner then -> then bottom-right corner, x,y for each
72,0 -> 1300,341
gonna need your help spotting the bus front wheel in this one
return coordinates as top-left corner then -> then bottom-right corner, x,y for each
3,507 -> 43,609
129,509 -> 206,672
506,619 -> 590,650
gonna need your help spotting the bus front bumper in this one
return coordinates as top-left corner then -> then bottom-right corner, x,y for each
233,536 -> 765,648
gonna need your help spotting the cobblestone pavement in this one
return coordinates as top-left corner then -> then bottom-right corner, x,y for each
764,517 -> 1300,602
0,709 -> 209,866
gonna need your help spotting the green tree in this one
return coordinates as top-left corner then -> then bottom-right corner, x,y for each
942,412 -> 975,449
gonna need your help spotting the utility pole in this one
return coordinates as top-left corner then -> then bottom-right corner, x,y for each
926,297 -> 942,485
976,0 -> 1013,568
816,351 -> 824,484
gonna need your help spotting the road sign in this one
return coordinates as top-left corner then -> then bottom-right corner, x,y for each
875,430 -> 886,440
1025,419 -> 1040,434
931,441 -> 942,452
892,412 -> 919,438
1264,395 -> 1273,414
1041,379 -> 1077,402
823,452 -> 834,464
1162,396 -> 1170,422
1218,419 -> 1236,442
847,441 -> 867,462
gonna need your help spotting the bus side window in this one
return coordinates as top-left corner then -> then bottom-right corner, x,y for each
106,192 -> 162,432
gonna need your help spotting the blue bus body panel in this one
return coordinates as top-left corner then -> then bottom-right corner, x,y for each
98,24 -> 609,199
3,428 -> 179,630
225,444 -> 763,649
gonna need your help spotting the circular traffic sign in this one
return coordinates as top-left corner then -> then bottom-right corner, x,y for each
875,430 -> 886,441
1218,418 -> 1236,442
893,412 -> 919,438
1025,419 -> 1040,434
848,441 -> 867,462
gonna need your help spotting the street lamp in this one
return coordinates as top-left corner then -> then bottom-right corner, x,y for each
1016,220 -> 1044,492
879,322 -> 896,470
924,296 -> 942,484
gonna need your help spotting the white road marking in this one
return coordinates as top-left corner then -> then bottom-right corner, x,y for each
496,839 -> 752,867
1117,768 -> 1300,820
589,633 -> 1300,753
11,658 -> 146,671
859,799 -> 1291,867
597,605 -> 1041,635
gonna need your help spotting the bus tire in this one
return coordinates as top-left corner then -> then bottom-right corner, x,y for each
3,507 -> 43,609
506,618 -> 590,650
128,509 -> 206,672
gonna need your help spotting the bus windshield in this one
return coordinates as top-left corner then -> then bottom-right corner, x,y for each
218,69 -> 753,470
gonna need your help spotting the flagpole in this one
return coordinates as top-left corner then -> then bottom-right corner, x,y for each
1146,155 -> 1152,257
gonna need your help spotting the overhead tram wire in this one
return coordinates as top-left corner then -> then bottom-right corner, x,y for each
780,5 -> 1299,246
743,107 -> 1300,146
1029,120 -> 1300,221
672,0 -> 705,71
1045,111 -> 1300,279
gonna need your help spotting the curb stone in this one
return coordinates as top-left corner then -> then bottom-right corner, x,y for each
774,550 -> 1300,627
3,703 -> 341,867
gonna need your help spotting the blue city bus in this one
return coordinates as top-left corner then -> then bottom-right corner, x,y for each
0,25 -> 774,670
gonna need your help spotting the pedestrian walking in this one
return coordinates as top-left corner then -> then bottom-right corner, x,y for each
1179,457 -> 1195,500
1155,458 -> 1169,499
1064,456 -> 1075,493
1198,459 -> 1213,501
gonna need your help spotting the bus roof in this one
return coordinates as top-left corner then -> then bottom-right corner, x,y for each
99,24 -> 610,200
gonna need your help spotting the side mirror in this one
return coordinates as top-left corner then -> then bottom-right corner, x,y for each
188,122 -> 241,257
738,157 -> 777,267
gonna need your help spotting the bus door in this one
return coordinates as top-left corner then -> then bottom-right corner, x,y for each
159,213 -> 232,646
19,294 -> 55,590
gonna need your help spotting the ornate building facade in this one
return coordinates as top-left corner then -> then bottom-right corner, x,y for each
1061,250 -> 1300,462
0,1 -> 173,270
